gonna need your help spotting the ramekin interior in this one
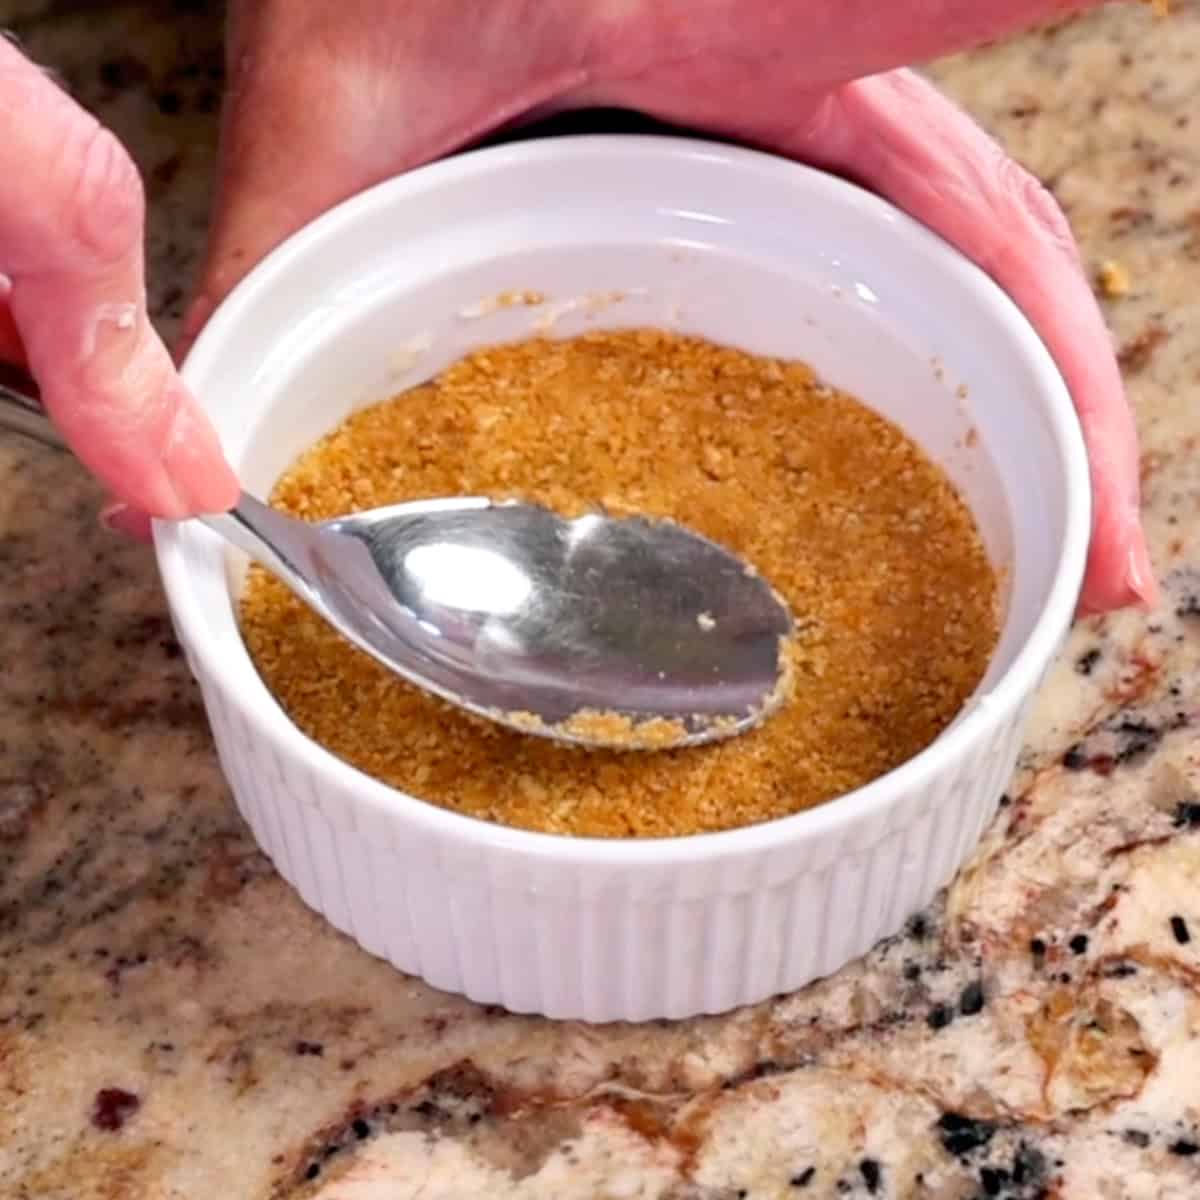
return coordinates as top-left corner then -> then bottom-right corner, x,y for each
156,136 -> 1089,865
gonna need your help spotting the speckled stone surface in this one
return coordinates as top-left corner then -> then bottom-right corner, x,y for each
2,3 -> 1200,1197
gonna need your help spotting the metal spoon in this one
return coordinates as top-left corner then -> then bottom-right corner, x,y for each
0,376 -> 793,749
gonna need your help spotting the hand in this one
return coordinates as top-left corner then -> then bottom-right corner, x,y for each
0,40 -> 237,527
186,0 -> 1154,614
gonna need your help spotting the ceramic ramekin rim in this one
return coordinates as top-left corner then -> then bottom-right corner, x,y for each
156,134 -> 1091,867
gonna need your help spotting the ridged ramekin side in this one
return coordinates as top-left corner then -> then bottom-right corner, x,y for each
194,666 -> 1033,1022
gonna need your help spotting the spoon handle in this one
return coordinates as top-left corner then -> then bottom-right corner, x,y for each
0,370 -> 317,594
201,495 -> 321,598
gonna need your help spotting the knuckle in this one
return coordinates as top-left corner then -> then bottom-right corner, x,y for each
995,157 -> 1077,259
62,122 -> 145,268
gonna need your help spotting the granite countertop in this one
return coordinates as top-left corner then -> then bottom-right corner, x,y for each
2,2 -> 1200,1197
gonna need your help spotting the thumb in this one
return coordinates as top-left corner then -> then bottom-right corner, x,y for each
180,1 -> 593,359
179,26 -> 454,359
0,42 -> 238,518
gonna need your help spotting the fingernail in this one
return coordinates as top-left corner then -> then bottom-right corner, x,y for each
98,501 -> 152,541
1125,537 -> 1160,610
98,500 -> 127,531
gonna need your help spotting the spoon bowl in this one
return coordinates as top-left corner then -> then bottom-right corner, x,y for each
214,492 -> 794,748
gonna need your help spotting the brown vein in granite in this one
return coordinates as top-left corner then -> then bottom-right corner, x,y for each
1119,322 -> 1172,373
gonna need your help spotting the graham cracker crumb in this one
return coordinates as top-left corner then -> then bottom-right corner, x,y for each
558,711 -> 690,750
1097,260 -> 1131,298
458,290 -> 546,319
240,329 -> 998,839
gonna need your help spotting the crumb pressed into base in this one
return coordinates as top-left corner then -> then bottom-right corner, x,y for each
240,329 -> 998,838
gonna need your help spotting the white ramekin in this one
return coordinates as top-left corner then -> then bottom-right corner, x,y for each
156,136 -> 1089,1022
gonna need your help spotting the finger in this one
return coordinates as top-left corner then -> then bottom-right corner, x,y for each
771,0 -> 1110,88
775,71 -> 1155,615
0,42 -> 238,517
596,0 -> 1117,115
